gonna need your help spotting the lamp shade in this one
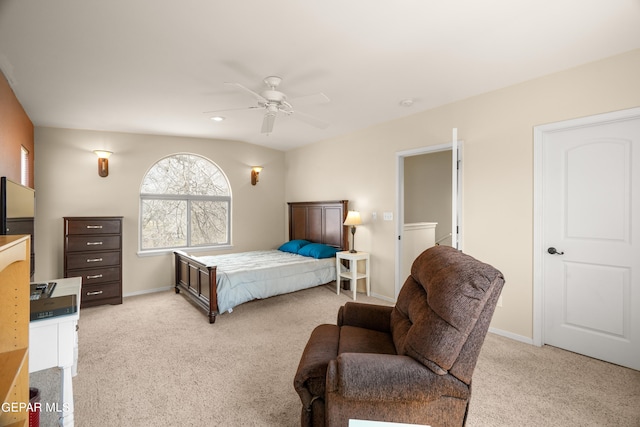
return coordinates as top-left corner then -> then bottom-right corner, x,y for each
343,211 -> 362,226
94,150 -> 112,159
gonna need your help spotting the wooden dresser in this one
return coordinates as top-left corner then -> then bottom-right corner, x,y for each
0,235 -> 30,427
63,216 -> 123,308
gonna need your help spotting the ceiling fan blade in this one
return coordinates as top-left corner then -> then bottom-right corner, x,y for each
203,106 -> 261,115
287,92 -> 330,106
291,110 -> 329,129
225,82 -> 267,103
261,113 -> 276,134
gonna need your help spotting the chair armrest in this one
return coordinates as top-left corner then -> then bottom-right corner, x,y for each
326,353 -> 468,402
337,302 -> 393,333
294,324 -> 340,409
325,353 -> 471,426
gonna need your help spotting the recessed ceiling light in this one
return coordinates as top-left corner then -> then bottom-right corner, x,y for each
399,98 -> 414,107
210,116 -> 225,122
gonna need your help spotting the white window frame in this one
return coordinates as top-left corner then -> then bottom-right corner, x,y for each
20,146 -> 29,186
138,153 -> 232,255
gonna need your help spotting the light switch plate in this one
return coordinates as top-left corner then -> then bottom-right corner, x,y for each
383,212 -> 393,221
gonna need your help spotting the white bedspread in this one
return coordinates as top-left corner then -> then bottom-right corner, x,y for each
195,250 -> 337,314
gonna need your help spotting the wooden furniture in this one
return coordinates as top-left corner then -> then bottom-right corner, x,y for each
29,277 -> 81,427
175,200 -> 349,323
0,235 -> 30,427
63,216 -> 123,308
336,251 -> 370,300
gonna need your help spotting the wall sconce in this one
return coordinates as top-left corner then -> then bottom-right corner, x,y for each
343,210 -> 362,253
94,150 -> 112,177
251,166 -> 263,185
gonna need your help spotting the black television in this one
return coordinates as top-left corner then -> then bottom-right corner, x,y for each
1,177 -> 35,277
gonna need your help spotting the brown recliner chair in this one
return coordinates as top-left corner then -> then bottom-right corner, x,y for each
294,245 -> 505,427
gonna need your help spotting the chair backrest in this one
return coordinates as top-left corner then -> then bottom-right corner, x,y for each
390,245 -> 505,384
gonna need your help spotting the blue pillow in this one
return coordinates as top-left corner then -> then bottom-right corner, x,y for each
278,239 -> 311,254
297,243 -> 340,259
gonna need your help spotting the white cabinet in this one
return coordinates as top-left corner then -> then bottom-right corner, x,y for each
29,277 -> 81,427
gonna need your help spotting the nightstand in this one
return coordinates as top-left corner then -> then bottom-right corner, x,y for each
336,251 -> 370,300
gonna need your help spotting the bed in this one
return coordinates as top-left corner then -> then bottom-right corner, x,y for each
174,200 -> 349,323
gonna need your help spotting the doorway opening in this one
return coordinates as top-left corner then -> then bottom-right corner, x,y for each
395,137 -> 462,299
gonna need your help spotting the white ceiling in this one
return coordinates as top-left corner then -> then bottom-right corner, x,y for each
1,0 -> 639,151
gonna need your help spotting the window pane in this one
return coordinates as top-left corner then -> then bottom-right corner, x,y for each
191,200 -> 229,245
140,153 -> 232,251
141,154 -> 229,196
141,199 -> 187,249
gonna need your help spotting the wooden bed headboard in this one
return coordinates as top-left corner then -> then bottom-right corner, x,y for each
287,200 -> 349,251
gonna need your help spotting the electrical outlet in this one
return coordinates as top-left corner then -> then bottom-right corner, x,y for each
371,212 -> 377,221
383,211 -> 393,221
497,295 -> 503,307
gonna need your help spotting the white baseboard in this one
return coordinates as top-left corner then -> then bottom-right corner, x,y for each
370,292 -> 395,303
123,286 -> 173,298
488,326 -> 536,346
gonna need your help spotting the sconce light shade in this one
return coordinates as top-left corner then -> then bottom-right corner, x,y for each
251,166 -> 263,185
94,150 -> 112,177
343,210 -> 362,252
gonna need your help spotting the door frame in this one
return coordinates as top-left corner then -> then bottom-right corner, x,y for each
532,107 -> 640,347
395,135 -> 462,299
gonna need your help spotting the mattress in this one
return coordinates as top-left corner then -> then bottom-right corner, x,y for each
196,250 -> 337,314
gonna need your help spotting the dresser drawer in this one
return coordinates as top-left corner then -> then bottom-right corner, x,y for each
67,266 -> 120,285
66,251 -> 120,270
81,282 -> 121,304
66,219 -> 121,235
65,235 -> 121,252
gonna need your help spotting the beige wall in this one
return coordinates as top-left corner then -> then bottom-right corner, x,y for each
34,127 -> 286,295
285,49 -> 640,340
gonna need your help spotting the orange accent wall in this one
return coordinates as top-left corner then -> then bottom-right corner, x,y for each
0,70 -> 34,188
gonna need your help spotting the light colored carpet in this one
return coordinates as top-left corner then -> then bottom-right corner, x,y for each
68,285 -> 640,427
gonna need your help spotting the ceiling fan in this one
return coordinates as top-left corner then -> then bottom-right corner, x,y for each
206,76 -> 330,134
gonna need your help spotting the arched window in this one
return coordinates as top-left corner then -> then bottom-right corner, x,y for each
140,153 -> 231,251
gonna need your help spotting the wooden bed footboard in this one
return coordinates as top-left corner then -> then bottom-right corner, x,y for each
174,250 -> 218,323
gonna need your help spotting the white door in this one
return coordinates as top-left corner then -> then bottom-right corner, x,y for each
451,129 -> 459,249
537,108 -> 640,370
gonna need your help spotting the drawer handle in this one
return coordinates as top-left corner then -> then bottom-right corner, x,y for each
86,274 -> 103,279
86,225 -> 103,229
86,241 -> 103,246
86,290 -> 103,296
86,258 -> 103,263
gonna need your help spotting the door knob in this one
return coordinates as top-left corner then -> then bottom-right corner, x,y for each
547,247 -> 564,255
